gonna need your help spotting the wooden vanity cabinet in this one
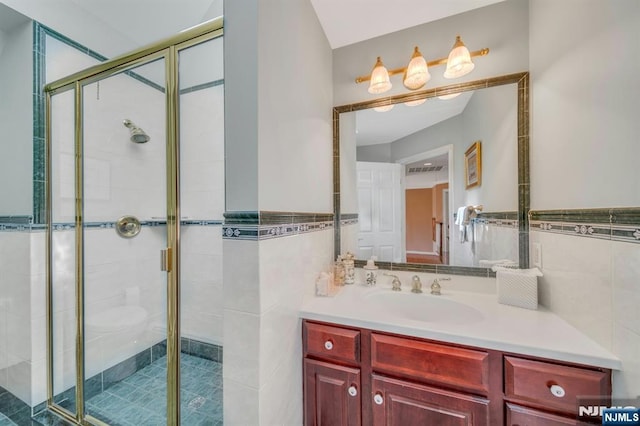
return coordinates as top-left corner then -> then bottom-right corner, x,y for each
302,320 -> 612,426
303,321 -> 364,425
304,358 -> 362,426
371,374 -> 490,425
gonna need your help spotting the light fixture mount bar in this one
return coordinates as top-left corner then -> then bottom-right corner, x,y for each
355,48 -> 489,84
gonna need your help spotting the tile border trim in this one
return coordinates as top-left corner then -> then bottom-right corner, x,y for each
223,211 -> 334,240
452,211 -> 519,229
529,207 -> 640,244
0,220 -> 223,233
340,212 -> 358,226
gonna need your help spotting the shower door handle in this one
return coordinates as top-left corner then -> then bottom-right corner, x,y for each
161,248 -> 172,272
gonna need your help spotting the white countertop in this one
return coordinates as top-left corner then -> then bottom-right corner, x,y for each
300,282 -> 621,370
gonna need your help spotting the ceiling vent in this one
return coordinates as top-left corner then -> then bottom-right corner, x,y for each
406,165 -> 444,174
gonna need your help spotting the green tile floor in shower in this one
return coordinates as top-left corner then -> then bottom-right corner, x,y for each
0,412 -> 16,426
32,353 -> 222,426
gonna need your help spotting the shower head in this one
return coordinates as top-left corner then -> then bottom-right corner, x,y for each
123,119 -> 150,144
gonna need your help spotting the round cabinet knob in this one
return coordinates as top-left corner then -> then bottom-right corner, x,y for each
348,386 -> 357,397
324,340 -> 333,350
549,384 -> 566,398
373,393 -> 384,405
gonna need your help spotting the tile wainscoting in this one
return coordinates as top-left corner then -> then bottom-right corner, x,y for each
529,207 -> 640,399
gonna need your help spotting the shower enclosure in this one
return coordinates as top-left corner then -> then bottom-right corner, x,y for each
44,19 -> 224,425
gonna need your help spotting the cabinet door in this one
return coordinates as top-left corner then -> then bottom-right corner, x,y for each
304,358 -> 361,426
506,403 -> 588,425
371,375 -> 489,426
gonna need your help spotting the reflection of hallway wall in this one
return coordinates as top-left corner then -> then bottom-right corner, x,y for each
406,188 -> 433,253
406,183 -> 449,254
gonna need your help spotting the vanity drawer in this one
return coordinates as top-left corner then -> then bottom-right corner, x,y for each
371,333 -> 490,394
504,356 -> 610,414
506,403 -> 586,425
304,321 -> 360,365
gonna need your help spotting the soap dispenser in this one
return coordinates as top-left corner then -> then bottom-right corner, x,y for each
363,256 -> 378,286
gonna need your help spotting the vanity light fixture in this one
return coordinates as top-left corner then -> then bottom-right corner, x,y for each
356,35 -> 489,95
368,57 -> 392,94
443,35 -> 475,78
403,46 -> 430,90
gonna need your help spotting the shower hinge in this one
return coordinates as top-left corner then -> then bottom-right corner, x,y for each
161,248 -> 172,272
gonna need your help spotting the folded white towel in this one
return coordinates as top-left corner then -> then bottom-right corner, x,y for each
455,206 -> 477,243
455,206 -> 468,226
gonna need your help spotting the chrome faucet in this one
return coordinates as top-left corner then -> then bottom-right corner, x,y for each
430,277 -> 451,295
411,276 -> 423,293
384,273 -> 402,291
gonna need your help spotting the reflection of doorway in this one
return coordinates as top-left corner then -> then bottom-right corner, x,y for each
355,161 -> 404,262
399,145 -> 453,265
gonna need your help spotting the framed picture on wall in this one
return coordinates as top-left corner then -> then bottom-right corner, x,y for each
464,141 -> 482,189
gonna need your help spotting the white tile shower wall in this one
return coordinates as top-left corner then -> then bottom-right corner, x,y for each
83,227 -> 166,374
84,75 -> 166,222
223,229 -> 333,425
22,225 -> 167,406
180,85 -> 225,220
0,231 -> 31,402
531,229 -> 640,398
25,223 -> 224,406
51,69 -> 166,223
180,225 -> 223,345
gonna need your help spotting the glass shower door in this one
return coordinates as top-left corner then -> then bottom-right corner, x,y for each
80,57 -> 170,425
45,18 -> 223,426
177,36 -> 225,425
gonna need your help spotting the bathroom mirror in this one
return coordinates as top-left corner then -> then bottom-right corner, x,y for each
334,72 -> 529,276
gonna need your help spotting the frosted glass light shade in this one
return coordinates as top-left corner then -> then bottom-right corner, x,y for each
438,92 -> 461,100
374,104 -> 394,112
444,36 -> 475,79
404,98 -> 427,107
403,46 -> 430,90
368,57 -> 392,94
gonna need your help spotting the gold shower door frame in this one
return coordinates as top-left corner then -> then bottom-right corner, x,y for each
44,18 -> 223,426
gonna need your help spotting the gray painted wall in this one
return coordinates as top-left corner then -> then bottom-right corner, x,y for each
0,21 -> 32,216
530,0 -> 640,209
333,0 -> 529,106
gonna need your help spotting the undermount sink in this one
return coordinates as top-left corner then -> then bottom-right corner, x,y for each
365,291 -> 484,325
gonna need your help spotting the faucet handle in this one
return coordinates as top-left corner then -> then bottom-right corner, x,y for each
383,273 -> 402,291
431,277 -> 450,295
411,275 -> 423,293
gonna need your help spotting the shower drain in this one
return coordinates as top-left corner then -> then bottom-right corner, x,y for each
187,395 -> 207,409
